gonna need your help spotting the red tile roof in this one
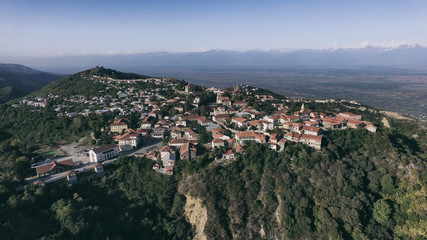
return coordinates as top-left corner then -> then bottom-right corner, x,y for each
92,144 -> 117,154
224,149 -> 234,155
35,159 -> 74,176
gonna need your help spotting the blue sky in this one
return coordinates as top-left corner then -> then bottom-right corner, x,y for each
1,0 -> 427,59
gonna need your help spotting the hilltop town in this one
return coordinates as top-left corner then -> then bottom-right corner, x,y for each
4,67 -> 426,240
14,67 -> 377,181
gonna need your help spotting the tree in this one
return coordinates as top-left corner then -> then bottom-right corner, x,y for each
373,199 -> 391,225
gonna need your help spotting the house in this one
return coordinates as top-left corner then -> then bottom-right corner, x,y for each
171,126 -> 199,140
236,111 -> 251,118
152,127 -> 165,139
213,133 -> 230,140
162,152 -> 176,166
241,106 -> 257,113
235,131 -> 266,145
35,159 -> 74,177
282,114 -> 301,122
135,128 -> 148,137
233,144 -> 245,153
222,149 -> 235,160
232,117 -> 249,128
339,112 -> 362,120
227,138 -> 235,147
365,123 -> 377,132
250,111 -> 267,119
66,171 -> 77,183
212,106 -> 227,115
198,117 -> 214,126
146,149 -> 159,161
182,114 -> 202,121
174,104 -> 184,112
300,125 -> 322,136
299,135 -> 322,150
268,142 -> 277,151
212,139 -> 225,148
278,139 -> 287,151
283,122 -> 303,132
180,142 -> 197,160
304,119 -> 321,127
346,118 -> 365,129
212,114 -> 230,123
89,144 -> 119,162
269,133 -> 279,143
161,146 -> 176,159
94,163 -> 104,174
233,101 -> 248,107
117,133 -> 141,151
33,180 -> 46,186
210,127 -> 226,135
168,139 -> 198,149
141,116 -> 154,129
222,98 -> 232,106
176,119 -> 187,126
321,117 -> 346,129
153,163 -> 159,170
284,132 -> 302,142
261,120 -> 275,131
110,121 -> 128,133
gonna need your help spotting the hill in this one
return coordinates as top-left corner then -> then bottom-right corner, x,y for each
0,67 -> 425,239
0,64 -> 64,103
27,66 -> 151,98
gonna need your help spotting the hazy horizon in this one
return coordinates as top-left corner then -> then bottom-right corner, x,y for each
1,0 -> 427,61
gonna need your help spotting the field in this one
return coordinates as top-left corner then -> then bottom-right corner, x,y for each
134,66 -> 427,121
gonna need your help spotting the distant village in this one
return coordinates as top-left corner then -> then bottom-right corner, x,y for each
14,71 -> 377,181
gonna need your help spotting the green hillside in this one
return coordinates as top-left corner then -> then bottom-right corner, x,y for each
0,64 -> 63,103
27,66 -> 151,98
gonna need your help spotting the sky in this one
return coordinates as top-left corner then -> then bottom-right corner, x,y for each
1,0 -> 427,60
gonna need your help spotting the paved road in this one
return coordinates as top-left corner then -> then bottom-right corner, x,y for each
23,137 -> 163,187
129,139 -> 162,156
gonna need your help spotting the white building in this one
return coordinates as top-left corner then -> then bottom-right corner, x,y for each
89,144 -> 119,162
232,117 -> 249,128
117,133 -> 141,151
110,121 -> 128,133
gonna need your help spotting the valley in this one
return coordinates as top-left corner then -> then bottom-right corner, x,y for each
132,65 -> 427,121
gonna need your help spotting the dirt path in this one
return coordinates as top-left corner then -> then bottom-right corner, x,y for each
382,117 -> 390,128
380,110 -> 413,120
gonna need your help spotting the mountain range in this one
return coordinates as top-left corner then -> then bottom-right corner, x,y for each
0,64 -> 65,103
18,44 -> 427,74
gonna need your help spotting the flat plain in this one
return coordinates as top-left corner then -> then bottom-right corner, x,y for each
135,66 -> 427,121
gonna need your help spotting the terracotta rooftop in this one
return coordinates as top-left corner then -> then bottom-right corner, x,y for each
224,149 -> 234,155
92,143 -> 117,154
35,159 -> 74,176
300,134 -> 322,142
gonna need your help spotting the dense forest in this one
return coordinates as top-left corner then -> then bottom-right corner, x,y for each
0,68 -> 426,239
179,124 -> 427,239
